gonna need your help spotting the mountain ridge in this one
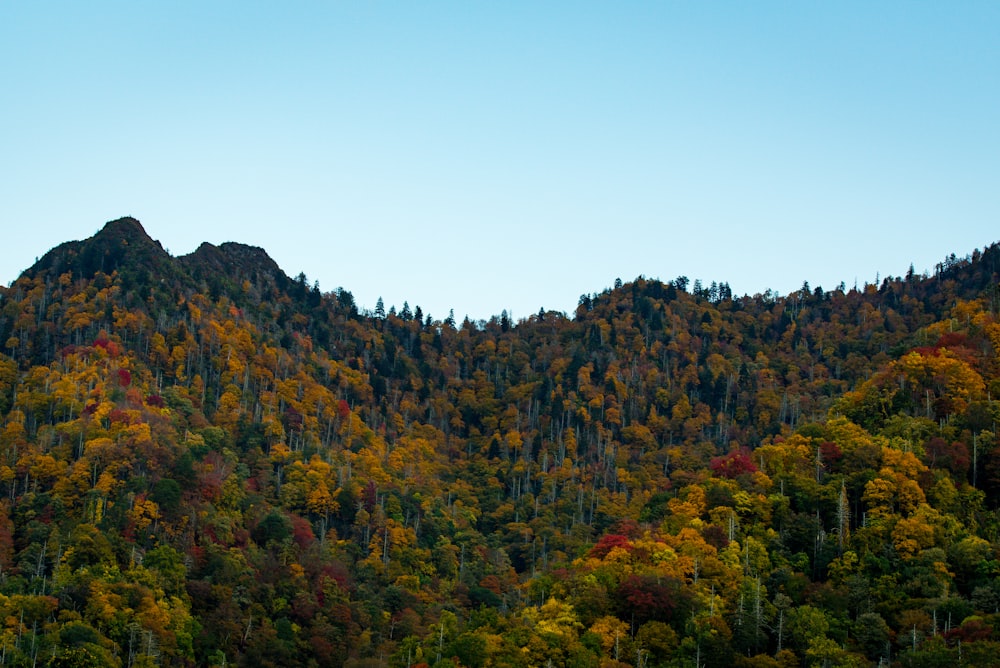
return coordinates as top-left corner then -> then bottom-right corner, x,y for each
19,217 -> 1000,324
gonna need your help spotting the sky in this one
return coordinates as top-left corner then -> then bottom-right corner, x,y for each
2,3 -> 998,322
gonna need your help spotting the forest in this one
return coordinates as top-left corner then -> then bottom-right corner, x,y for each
1,217 -> 1000,667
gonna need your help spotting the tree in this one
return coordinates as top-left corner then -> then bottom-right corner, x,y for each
785,605 -> 829,655
853,612 -> 891,662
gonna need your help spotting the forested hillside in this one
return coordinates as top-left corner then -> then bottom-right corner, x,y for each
1,218 -> 999,667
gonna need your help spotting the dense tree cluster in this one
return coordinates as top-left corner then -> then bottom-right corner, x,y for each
0,218 -> 998,666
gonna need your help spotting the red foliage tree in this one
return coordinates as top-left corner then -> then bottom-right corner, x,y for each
710,448 -> 759,479
819,441 -> 844,471
589,534 -> 632,559
924,436 -> 970,479
615,574 -> 687,626
291,514 -> 316,549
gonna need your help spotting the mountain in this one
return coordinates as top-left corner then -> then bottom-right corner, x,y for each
24,216 -> 181,286
1,217 -> 999,667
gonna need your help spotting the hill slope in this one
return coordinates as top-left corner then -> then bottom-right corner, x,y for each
1,218 -> 999,666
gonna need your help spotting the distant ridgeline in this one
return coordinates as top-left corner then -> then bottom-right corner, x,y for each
0,217 -> 999,667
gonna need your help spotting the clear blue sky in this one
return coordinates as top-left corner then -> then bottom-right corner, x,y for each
2,3 -> 997,322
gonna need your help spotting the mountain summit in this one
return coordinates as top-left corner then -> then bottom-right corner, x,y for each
24,216 -> 172,281
179,240 -> 289,296
22,217 -> 293,303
